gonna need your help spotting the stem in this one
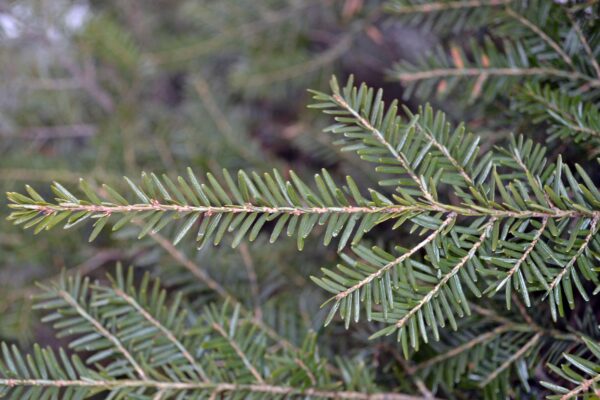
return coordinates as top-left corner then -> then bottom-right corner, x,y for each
148,229 -> 230,298
395,67 -> 600,88
335,212 -> 456,301
478,332 -> 542,387
560,373 -> 600,400
505,8 -> 573,68
113,288 -> 209,382
18,202 -> 422,216
147,1 -> 314,65
396,219 -> 495,329
58,290 -> 148,380
13,200 -> 600,223
548,215 -> 599,292
383,343 -> 435,399
414,121 -> 475,186
332,93 -> 438,204
386,0 -> 511,14
0,378 -> 437,399
498,217 -> 548,289
239,243 -> 263,321
210,322 -> 265,384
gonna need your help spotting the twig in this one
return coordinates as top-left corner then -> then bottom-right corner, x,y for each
148,230 -> 229,298
566,11 -> 600,79
113,288 -> 210,382
210,322 -> 265,384
191,78 -> 263,165
396,219 -> 494,329
243,33 -> 353,87
559,372 -> 600,400
548,215 -> 599,291
414,324 -> 514,372
0,249 -> 125,313
0,378 -> 437,399
386,344 -> 434,399
505,8 -> 574,68
478,332 -> 542,387
58,290 -> 148,380
386,0 -> 511,14
335,213 -> 455,301
239,243 -> 262,321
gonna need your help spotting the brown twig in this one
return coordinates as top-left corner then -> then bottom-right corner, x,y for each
239,243 -> 262,321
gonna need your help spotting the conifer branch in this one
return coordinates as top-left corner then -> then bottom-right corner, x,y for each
14,194 -> 598,220
146,229 -> 325,370
542,337 -> 600,399
566,12 -> 600,80
504,7 -> 574,68
334,212 -> 456,302
330,92 -> 436,203
310,77 -> 600,346
517,83 -> 600,142
478,331 -> 542,387
414,323 -> 515,371
8,168 -> 410,251
385,0 -> 511,14
7,2 -> 600,398
0,378 -> 430,400
547,214 -> 600,293
112,288 -> 209,382
6,75 -> 600,398
1,269 -> 425,400
57,289 -> 148,381
394,219 -> 494,330
210,321 -> 266,384
388,1 -> 600,111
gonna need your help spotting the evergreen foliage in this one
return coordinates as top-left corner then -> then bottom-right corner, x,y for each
388,0 -> 600,148
542,336 -> 600,399
0,266 -> 413,399
2,1 -> 600,399
7,75 -> 600,398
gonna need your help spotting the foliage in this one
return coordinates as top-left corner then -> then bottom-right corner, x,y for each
0,0 -> 363,340
542,336 -> 600,399
2,1 -> 600,399
0,267 -> 408,399
7,74 -> 600,398
387,0 -> 600,149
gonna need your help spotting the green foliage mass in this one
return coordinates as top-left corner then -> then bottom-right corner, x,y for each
2,1 -> 600,399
